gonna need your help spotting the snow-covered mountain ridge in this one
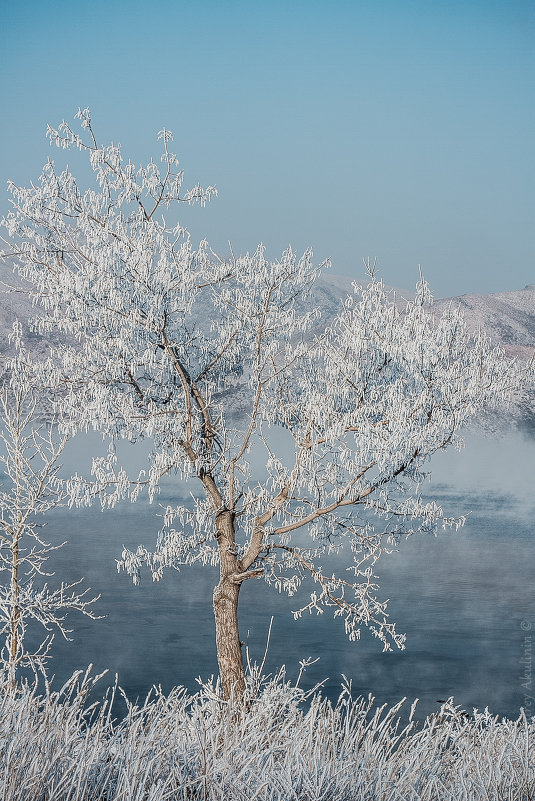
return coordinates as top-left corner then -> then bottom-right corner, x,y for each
1,255 -> 532,355
0,265 -> 532,425
1,261 -> 532,356
308,275 -> 534,430
310,274 -> 535,361
434,286 -> 535,361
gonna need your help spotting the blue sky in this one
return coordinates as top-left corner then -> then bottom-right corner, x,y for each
1,0 -> 533,297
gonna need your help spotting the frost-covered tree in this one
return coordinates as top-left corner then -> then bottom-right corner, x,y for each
0,327 -> 99,687
0,109 -> 525,699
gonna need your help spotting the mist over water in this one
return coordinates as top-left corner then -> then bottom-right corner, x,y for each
24,426 -> 535,720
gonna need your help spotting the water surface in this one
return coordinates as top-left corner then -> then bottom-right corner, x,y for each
25,429 -> 535,720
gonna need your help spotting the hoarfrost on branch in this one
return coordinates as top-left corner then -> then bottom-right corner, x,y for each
0,329 -> 99,685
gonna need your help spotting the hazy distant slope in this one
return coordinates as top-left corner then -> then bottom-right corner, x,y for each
310,275 -> 534,430
0,259 -> 532,421
2,256 -> 531,358
0,266 -> 62,361
434,286 -> 535,361
311,273 -> 534,360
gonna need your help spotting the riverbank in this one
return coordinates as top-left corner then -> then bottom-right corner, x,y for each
1,667 -> 533,800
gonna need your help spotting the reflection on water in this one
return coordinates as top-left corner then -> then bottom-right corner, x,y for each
22,430 -> 535,720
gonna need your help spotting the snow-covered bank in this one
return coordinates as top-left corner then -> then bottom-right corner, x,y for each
1,667 -> 533,800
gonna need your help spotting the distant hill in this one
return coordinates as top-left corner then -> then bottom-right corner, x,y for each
434,286 -> 535,362
0,260 -> 533,425
310,273 -> 535,362
309,274 -> 534,431
0,270 -> 62,361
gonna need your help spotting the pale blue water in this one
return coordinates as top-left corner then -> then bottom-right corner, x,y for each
21,429 -> 535,720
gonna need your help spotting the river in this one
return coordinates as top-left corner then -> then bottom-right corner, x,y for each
24,425 -> 535,721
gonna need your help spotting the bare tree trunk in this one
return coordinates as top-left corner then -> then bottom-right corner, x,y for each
213,509 -> 246,700
8,531 -> 20,689
213,579 -> 245,700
